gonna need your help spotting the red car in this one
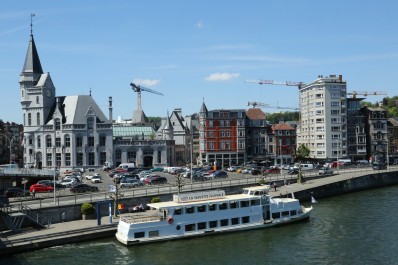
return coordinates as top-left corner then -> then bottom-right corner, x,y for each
264,167 -> 281,174
143,175 -> 168,185
29,184 -> 54,193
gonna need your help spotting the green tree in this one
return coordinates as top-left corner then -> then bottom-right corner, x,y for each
295,144 -> 310,184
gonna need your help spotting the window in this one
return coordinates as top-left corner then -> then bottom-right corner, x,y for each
148,231 -> 159,237
46,153 -> 52,167
290,210 -> 297,216
185,224 -> 195,231
251,199 -> 260,206
134,232 -> 145,238
56,153 -> 61,167
28,113 -> 31,126
209,221 -> 217,228
230,201 -> 238,209
65,153 -> 71,166
100,135 -> 106,146
220,219 -> 229,226
272,212 -> 280,219
87,117 -> 94,129
209,204 -> 216,211
185,206 -> 194,214
37,112 -> 40,126
46,135 -> 52,148
56,137 -> 61,148
174,208 -> 182,215
197,205 -> 206,212
115,149 -> 121,160
76,136 -> 83,147
37,136 -> 41,148
55,119 -> 61,130
36,96 -> 39,104
65,135 -> 70,147
88,152 -> 95,165
242,216 -> 250,223
282,211 -> 289,217
197,222 -> 206,230
219,203 -> 228,210
100,152 -> 106,165
331,101 -> 340,107
240,201 -> 250,207
76,153 -> 83,166
88,136 -> 95,147
231,218 -> 239,225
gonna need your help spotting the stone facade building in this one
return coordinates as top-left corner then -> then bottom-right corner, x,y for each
19,30 -> 113,170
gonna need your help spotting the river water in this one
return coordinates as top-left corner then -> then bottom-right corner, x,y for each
3,185 -> 398,265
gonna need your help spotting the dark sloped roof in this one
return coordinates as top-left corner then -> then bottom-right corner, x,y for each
22,35 -> 43,74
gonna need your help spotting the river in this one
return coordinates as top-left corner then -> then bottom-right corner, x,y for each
3,185 -> 398,265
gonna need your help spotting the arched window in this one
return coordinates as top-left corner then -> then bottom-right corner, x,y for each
36,96 -> 39,104
37,112 -> 40,126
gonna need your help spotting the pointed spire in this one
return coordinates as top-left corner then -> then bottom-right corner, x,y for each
22,14 -> 43,74
200,98 -> 208,114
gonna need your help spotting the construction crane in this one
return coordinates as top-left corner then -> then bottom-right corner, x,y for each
347,91 -> 387,98
245,79 -> 304,88
130,83 -> 164,111
247,101 -> 299,111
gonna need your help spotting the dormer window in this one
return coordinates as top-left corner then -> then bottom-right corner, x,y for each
87,117 -> 94,129
55,119 -> 61,130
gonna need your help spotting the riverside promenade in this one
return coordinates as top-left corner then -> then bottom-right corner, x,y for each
1,166 -> 397,256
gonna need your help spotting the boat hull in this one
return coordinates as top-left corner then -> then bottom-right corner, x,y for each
116,207 -> 312,246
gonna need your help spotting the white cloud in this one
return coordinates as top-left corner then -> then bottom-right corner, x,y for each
132,78 -> 160,87
196,20 -> 204,29
205,72 -> 240,81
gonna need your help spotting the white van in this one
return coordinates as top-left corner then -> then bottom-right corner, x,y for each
300,163 -> 314,171
117,163 -> 136,171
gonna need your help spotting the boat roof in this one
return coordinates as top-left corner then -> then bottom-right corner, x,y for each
147,186 -> 270,209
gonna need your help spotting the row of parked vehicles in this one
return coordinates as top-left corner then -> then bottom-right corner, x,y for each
107,167 -> 168,188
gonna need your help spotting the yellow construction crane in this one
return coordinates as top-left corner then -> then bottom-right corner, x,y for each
347,91 -> 387,98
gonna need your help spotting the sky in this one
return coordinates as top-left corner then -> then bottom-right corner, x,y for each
1,1 -> 398,124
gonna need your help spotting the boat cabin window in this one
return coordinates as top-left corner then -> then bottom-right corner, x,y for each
220,219 -> 229,226
185,206 -> 195,214
174,208 -> 182,215
242,216 -> 250,223
134,232 -> 145,238
229,201 -> 238,209
231,218 -> 239,225
290,210 -> 297,216
250,199 -> 260,206
197,205 -> 207,212
282,211 -> 289,217
240,200 -> 250,208
209,220 -> 218,228
209,204 -> 217,211
185,224 -> 195,231
198,222 -> 206,230
272,212 -> 280,219
242,190 -> 249,195
219,202 -> 228,210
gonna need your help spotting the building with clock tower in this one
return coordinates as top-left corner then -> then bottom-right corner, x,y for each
19,27 -> 113,170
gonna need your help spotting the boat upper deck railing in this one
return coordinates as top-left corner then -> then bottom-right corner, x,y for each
121,215 -> 161,224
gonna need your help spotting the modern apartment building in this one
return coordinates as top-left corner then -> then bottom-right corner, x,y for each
297,75 -> 347,161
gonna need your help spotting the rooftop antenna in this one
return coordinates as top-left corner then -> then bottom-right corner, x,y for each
89,86 -> 92,96
30,13 -> 35,36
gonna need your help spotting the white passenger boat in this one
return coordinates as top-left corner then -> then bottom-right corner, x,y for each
116,185 -> 312,245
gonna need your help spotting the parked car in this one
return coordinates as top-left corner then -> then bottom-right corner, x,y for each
120,179 -> 144,188
263,167 -> 281,174
319,167 -> 334,175
143,175 -> 168,185
204,170 -> 228,180
227,166 -> 239,172
288,168 -> 299,175
29,184 -> 54,193
4,187 -> 30,198
70,184 -> 99,193
91,175 -> 102,183
150,167 -> 164,172
59,178 -> 77,188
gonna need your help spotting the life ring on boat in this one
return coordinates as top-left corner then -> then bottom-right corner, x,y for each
167,217 -> 174,224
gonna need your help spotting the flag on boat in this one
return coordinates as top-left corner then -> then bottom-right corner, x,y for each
109,185 -> 116,192
311,196 -> 317,204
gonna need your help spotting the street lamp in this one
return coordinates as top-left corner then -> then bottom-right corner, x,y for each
0,132 -> 18,164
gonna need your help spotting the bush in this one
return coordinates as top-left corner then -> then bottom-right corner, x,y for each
81,202 -> 95,215
151,197 -> 161,203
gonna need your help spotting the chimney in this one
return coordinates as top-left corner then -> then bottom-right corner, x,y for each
339,75 -> 342,82
108,96 -> 113,122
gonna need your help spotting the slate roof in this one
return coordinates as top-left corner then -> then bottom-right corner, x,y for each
22,35 -> 43,74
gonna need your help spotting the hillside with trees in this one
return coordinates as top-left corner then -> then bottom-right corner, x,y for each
361,96 -> 398,117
